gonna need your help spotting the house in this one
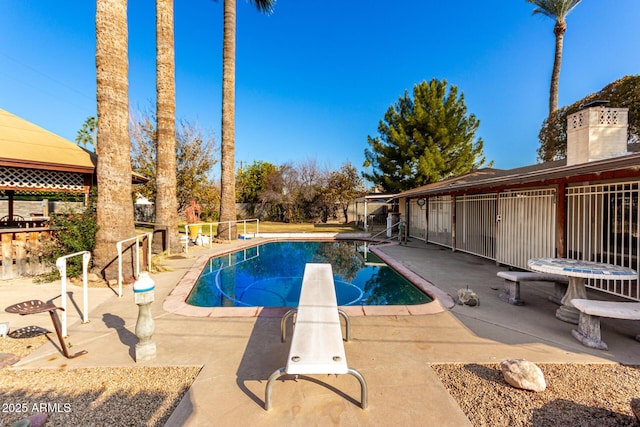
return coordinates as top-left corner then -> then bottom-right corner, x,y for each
392,103 -> 640,301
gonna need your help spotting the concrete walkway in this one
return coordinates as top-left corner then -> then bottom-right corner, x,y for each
3,238 -> 640,426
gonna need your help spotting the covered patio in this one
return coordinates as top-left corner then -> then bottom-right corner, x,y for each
0,108 -> 95,278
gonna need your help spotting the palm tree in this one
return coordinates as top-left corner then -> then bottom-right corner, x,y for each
526,0 -> 582,114
75,116 -> 97,150
155,0 -> 180,253
218,0 -> 275,240
94,0 -> 136,280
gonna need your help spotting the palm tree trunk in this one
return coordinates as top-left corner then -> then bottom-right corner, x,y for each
218,0 -> 238,240
549,20 -> 566,114
95,0 -> 136,280
155,0 -> 180,253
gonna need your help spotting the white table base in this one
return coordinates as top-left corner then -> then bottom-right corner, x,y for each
555,277 -> 587,324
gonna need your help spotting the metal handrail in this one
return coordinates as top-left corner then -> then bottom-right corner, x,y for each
55,251 -> 91,337
184,218 -> 260,254
369,220 -> 403,242
115,232 -> 152,297
134,221 -> 171,255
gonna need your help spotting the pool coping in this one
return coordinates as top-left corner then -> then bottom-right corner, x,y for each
163,237 -> 455,318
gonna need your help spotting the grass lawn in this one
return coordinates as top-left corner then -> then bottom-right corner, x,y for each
253,221 -> 361,233
138,221 -> 363,235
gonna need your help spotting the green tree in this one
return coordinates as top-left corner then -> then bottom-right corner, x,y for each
526,0 -> 582,114
130,112 -> 220,217
364,79 -> 489,193
75,116 -> 96,150
175,120 -> 220,218
258,164 -> 289,221
236,160 -> 277,204
325,163 -> 365,223
537,75 -> 640,161
41,193 -> 99,280
94,0 -> 136,280
218,0 -> 276,239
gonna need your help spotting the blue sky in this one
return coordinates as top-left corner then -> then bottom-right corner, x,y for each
1,1 -> 639,177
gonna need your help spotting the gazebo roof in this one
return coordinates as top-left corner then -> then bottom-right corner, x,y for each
0,108 -> 95,173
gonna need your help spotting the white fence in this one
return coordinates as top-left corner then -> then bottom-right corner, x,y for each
412,181 -> 640,301
455,193 -> 497,260
496,189 -> 557,270
567,181 -> 640,300
184,219 -> 259,254
423,189 -> 555,269
427,196 -> 453,248
408,199 -> 427,240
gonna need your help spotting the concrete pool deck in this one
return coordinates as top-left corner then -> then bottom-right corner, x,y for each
4,237 -> 640,426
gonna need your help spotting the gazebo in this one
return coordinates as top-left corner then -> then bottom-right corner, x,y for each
0,108 -> 99,277
0,108 -> 96,225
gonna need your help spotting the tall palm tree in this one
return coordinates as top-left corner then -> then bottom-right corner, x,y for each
94,0 -> 136,280
218,0 -> 275,240
526,0 -> 582,114
155,0 -> 180,253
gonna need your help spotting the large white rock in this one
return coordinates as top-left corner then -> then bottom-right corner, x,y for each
500,359 -> 546,392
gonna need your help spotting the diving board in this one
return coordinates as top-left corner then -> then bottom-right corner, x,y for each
265,263 -> 368,410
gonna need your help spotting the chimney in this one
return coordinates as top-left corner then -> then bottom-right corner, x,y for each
566,101 -> 629,166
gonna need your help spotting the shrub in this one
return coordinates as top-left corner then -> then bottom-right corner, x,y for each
38,206 -> 98,282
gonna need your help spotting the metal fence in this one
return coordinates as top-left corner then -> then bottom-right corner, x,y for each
567,181 -> 640,300
408,199 -> 427,240
496,189 -> 557,270
455,193 -> 497,260
413,180 -> 640,301
427,196 -> 453,248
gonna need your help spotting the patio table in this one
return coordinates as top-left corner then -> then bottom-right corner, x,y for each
528,258 -> 637,324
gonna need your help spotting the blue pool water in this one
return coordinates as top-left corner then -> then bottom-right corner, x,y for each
186,241 -> 432,307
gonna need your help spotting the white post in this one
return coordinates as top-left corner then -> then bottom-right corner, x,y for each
55,250 -> 92,336
116,241 -> 123,297
364,200 -> 369,232
82,252 -> 90,324
55,258 -> 68,337
146,233 -> 151,276
133,271 -> 156,361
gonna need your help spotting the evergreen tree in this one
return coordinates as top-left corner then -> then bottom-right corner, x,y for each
364,79 -> 489,193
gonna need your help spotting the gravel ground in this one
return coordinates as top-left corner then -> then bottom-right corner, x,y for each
432,363 -> 640,427
0,337 -> 200,427
3,337 -> 640,426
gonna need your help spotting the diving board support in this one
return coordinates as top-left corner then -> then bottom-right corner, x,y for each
266,263 -> 367,410
281,308 -> 352,343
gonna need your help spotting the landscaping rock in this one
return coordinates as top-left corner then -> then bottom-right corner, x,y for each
10,413 -> 48,427
500,359 -> 546,392
456,287 -> 479,306
631,397 -> 640,421
87,272 -> 102,282
0,352 -> 19,368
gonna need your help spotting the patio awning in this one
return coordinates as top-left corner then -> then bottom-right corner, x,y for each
0,108 -> 96,173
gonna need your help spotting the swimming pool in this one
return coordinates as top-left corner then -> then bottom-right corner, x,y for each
186,241 -> 432,308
